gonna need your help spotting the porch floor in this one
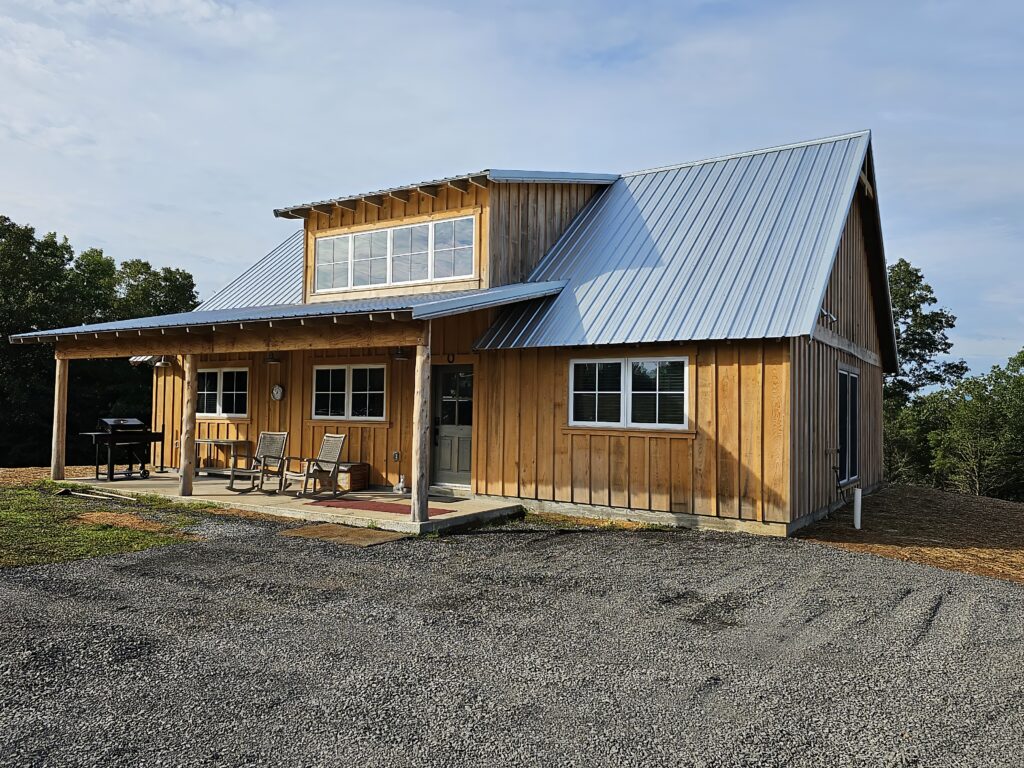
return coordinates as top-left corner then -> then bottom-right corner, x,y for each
68,472 -> 521,534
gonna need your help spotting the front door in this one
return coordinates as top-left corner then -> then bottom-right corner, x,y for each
432,365 -> 473,486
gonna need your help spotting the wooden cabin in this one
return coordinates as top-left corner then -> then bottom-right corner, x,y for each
11,131 -> 897,536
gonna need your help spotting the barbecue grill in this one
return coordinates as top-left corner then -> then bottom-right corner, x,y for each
81,418 -> 164,482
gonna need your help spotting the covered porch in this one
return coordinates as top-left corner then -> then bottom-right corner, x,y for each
13,283 -> 564,528
68,473 -> 519,534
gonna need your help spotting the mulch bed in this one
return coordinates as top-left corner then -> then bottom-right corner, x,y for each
799,484 -> 1024,584
309,498 -> 453,517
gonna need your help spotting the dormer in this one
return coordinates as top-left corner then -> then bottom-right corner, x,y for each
272,170 -> 619,304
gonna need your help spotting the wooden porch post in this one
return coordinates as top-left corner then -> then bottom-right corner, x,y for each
410,323 -> 432,523
179,354 -> 198,496
51,356 -> 68,481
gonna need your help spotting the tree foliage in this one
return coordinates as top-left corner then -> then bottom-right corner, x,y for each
885,258 -> 967,406
0,215 -> 198,467
883,257 -> 1024,501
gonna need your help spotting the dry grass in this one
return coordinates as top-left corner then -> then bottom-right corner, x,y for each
71,511 -> 177,534
524,510 -> 659,531
800,484 -> 1024,584
0,467 -> 95,487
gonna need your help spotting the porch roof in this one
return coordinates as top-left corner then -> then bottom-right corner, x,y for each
8,281 -> 566,345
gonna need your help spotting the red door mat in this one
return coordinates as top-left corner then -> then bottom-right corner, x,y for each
308,498 -> 453,517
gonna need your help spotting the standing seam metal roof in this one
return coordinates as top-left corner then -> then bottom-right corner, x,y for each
477,131 -> 889,358
9,282 -> 567,342
199,230 -> 304,310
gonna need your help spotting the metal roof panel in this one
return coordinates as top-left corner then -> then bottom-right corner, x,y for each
9,283 -> 566,342
477,131 -> 881,352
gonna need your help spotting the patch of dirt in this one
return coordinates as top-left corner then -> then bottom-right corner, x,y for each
71,512 -> 177,533
0,467 -> 95,486
799,484 -> 1024,584
200,506 -> 297,525
71,512 -> 200,541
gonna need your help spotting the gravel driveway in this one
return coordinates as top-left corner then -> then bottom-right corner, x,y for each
2,513 -> 1023,767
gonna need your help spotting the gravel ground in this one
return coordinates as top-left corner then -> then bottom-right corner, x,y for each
2,513 -> 1023,768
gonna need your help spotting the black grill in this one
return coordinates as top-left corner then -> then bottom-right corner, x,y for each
82,418 -> 164,481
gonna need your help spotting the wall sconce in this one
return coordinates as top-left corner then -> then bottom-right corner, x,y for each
153,356 -> 172,368
392,347 -> 409,361
266,352 -> 282,365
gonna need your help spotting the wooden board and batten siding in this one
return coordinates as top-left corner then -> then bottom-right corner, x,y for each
301,181 -> 598,300
790,189 -> 885,524
473,341 -> 792,528
151,313 -> 491,489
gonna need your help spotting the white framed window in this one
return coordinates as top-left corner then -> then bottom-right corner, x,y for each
197,368 -> 249,418
315,234 -> 350,292
312,365 -> 386,421
627,357 -> 687,427
569,359 -> 624,426
313,214 -> 475,293
569,356 -> 689,429
838,368 -> 859,483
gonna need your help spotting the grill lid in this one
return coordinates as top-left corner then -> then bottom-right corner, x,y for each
97,417 -> 146,431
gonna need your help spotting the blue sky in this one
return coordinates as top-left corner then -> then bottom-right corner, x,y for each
1,0 -> 1021,371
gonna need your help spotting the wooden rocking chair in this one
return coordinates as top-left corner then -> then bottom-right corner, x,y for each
281,433 -> 348,498
227,431 -> 288,492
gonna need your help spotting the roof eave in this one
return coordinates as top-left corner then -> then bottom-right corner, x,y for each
273,170 -> 619,218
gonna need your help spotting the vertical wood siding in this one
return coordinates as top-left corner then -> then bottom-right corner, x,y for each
150,313 -> 491,487
818,191 -> 881,355
789,338 -> 884,521
488,183 -> 600,285
792,187 -> 886,522
473,341 -> 791,523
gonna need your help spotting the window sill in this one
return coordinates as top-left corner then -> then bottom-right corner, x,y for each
562,426 -> 696,438
304,418 -> 392,428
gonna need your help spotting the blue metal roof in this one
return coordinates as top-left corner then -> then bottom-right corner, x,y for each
275,169 -> 619,217
199,230 -> 304,310
9,282 -> 566,342
477,131 -> 894,364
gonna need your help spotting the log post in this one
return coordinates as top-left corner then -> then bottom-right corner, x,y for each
410,323 -> 432,523
179,354 -> 198,496
51,356 -> 69,481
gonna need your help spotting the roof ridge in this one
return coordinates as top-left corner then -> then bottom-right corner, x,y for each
620,130 -> 871,178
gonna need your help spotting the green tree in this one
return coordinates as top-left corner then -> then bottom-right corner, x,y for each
882,258 -> 967,483
0,216 -> 198,467
885,258 -> 967,406
930,350 -> 1024,499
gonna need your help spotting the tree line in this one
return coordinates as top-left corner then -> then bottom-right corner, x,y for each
0,215 -> 198,467
884,258 -> 1024,501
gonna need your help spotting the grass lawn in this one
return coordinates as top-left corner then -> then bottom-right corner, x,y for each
0,481 -> 208,568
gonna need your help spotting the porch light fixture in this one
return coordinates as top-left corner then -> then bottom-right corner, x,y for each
154,356 -> 172,368
392,347 -> 409,361
265,352 -> 282,365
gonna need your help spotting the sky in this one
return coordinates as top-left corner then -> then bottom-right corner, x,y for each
1,0 -> 1021,372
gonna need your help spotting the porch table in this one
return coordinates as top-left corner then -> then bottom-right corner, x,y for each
194,438 -> 250,477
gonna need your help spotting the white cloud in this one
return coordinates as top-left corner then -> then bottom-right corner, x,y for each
0,0 -> 1021,372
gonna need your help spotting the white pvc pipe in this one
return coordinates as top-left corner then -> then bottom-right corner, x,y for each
853,487 -> 863,530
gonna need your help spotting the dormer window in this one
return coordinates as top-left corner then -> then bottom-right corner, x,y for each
314,215 -> 474,293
